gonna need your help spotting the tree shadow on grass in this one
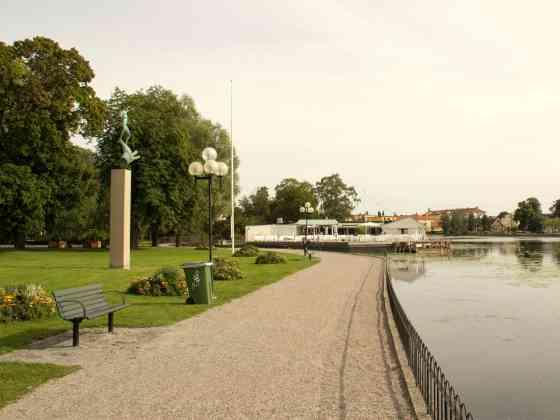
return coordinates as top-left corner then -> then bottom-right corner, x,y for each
0,327 -> 68,354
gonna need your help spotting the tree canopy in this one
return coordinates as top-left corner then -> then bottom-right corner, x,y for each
239,174 -> 360,225
271,178 -> 318,223
315,174 -> 360,221
97,86 -> 238,247
514,197 -> 544,233
0,36 -> 106,246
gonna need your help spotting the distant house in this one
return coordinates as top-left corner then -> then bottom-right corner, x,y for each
491,212 -> 517,233
424,207 -> 486,233
396,213 -> 434,232
382,218 -> 426,240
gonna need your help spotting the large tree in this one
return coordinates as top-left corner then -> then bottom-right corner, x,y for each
97,87 -> 192,247
239,186 -> 272,225
314,174 -> 360,221
0,37 -> 105,246
514,197 -> 544,233
550,199 -> 560,218
0,164 -> 47,248
46,146 -> 100,244
97,86 -> 238,247
270,178 -> 317,223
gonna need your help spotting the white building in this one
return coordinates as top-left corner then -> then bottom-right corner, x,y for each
381,218 -> 426,241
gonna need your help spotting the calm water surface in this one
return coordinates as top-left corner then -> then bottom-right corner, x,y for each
390,238 -> 560,420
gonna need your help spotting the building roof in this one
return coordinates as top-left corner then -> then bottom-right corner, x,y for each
426,207 -> 485,215
339,222 -> 381,227
382,218 -> 426,230
295,219 -> 338,226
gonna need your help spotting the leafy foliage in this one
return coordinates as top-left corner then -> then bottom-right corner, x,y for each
0,285 -> 56,322
213,257 -> 244,281
240,174 -> 360,227
239,187 -> 272,225
0,37 -> 105,247
128,266 -> 187,296
97,87 -> 239,247
514,197 -> 544,233
255,252 -> 287,265
550,199 -> 560,218
270,178 -> 317,223
544,217 -> 560,233
441,211 -> 488,235
315,174 -> 360,221
233,244 -> 259,257
0,164 -> 47,248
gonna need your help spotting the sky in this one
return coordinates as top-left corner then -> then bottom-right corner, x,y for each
2,0 -> 559,216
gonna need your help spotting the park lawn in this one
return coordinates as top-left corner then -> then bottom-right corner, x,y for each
0,247 -> 317,354
0,362 -> 80,409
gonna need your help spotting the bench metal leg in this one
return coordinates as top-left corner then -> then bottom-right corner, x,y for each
72,319 -> 82,347
108,312 -> 114,333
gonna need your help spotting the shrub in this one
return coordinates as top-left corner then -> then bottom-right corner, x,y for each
0,284 -> 56,322
255,252 -> 287,265
128,266 -> 187,296
213,257 -> 244,281
233,244 -> 259,257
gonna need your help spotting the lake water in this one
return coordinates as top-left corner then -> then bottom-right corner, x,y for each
389,238 -> 560,420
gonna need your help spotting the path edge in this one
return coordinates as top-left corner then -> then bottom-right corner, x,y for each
379,257 -> 431,420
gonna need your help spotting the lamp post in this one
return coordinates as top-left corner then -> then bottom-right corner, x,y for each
188,147 -> 229,262
300,202 -> 314,256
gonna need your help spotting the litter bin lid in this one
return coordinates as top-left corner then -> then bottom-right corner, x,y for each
182,261 -> 214,268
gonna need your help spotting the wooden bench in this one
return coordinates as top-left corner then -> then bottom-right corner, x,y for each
52,284 -> 129,347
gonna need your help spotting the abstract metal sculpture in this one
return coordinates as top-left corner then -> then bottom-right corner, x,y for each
118,110 -> 140,165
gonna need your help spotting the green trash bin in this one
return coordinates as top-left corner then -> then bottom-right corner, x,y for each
182,262 -> 214,304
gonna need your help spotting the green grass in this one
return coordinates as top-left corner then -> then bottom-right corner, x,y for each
0,362 -> 79,409
0,247 -> 317,354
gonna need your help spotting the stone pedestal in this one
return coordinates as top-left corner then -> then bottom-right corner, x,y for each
110,169 -> 131,269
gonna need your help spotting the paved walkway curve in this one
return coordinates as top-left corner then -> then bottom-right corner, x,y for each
0,252 -> 414,419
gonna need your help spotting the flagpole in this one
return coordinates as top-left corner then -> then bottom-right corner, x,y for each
230,80 -> 235,254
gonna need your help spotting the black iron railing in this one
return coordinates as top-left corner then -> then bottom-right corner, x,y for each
384,258 -> 474,420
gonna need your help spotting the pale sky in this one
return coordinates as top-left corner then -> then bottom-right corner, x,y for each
3,1 -> 559,216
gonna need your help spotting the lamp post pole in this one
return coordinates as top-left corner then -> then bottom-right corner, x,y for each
305,211 -> 308,244
208,175 -> 213,262
300,202 -> 314,257
189,147 -> 229,263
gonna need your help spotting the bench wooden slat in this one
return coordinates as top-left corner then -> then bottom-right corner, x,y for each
53,284 -> 102,298
55,290 -> 105,302
58,297 -> 108,311
60,302 -> 111,319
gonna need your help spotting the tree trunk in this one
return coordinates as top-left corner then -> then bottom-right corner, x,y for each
150,224 -> 159,247
14,231 -> 25,250
175,227 -> 182,247
131,218 -> 140,249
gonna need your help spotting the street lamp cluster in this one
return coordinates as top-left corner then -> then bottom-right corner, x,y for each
188,147 -> 228,262
300,202 -> 314,255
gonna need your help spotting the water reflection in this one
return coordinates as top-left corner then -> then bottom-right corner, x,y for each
515,241 -> 544,272
390,238 -> 560,420
451,244 -> 492,259
390,257 -> 425,283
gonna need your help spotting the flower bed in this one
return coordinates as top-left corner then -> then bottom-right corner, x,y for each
233,244 -> 259,257
213,257 -> 244,281
0,285 -> 56,322
255,252 -> 287,265
128,267 -> 187,296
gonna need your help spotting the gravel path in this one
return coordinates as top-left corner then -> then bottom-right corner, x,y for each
0,252 -> 413,419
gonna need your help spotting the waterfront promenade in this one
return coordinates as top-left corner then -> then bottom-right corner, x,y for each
0,252 -> 413,419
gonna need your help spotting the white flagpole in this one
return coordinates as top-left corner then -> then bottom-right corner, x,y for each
230,80 -> 235,254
